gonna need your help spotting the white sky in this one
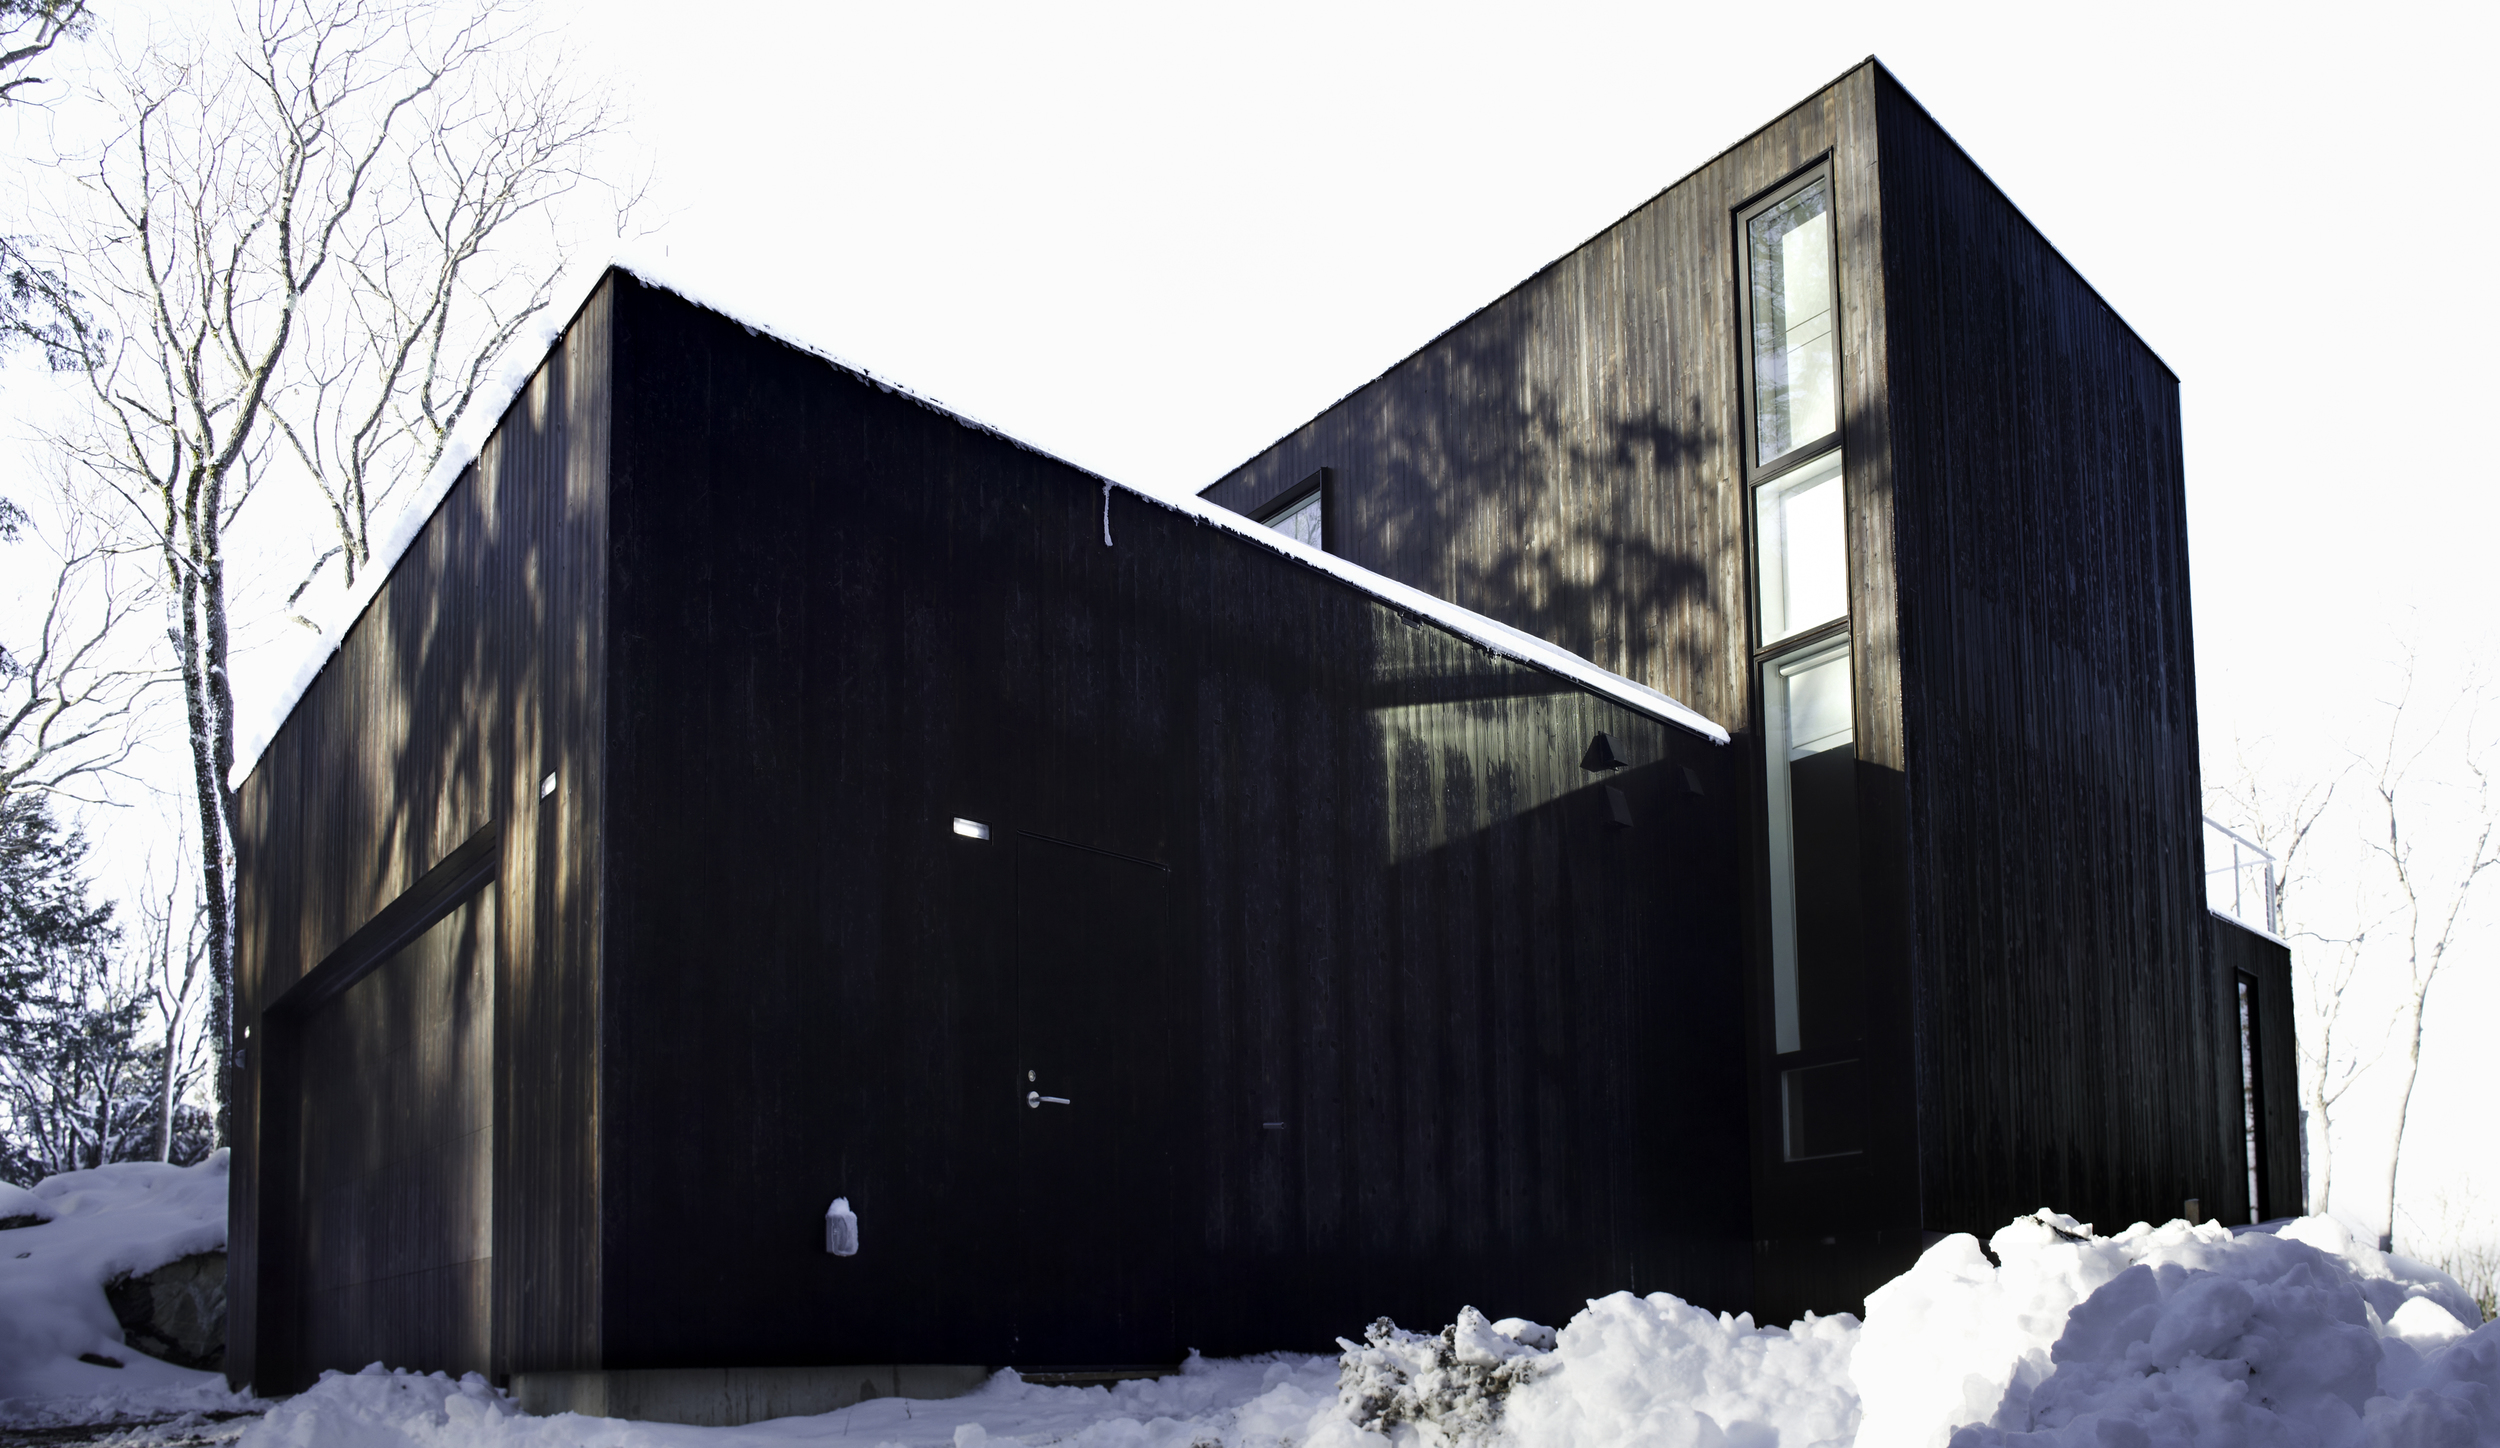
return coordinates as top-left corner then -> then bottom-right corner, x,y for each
8,0 -> 2496,1251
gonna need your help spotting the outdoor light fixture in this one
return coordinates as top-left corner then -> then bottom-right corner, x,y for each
952,817 -> 991,841
1581,733 -> 1629,771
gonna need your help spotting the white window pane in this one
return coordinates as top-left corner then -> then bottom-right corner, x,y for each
1755,450 -> 1846,642
1783,651 -> 1854,759
1266,491 -> 1323,548
1764,642 -> 1854,1056
1749,179 -> 1839,466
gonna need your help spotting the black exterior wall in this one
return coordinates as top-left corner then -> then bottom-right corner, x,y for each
2212,916 -> 2303,1222
231,284 -> 611,1394
1200,59 -> 2259,1318
593,275 -> 1749,1365
1868,70 -> 2232,1241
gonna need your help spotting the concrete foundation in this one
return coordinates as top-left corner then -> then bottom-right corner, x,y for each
511,1364 -> 992,1426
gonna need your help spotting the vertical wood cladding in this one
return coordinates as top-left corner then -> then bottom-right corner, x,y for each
1870,72 -> 2227,1238
1200,67 -> 1894,738
296,894 -> 494,1375
229,282 -> 611,1392
597,276 -> 1749,1364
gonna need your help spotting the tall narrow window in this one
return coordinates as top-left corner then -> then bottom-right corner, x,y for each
1765,642 -> 1863,1059
1746,175 -> 1838,467
2239,974 -> 2263,1223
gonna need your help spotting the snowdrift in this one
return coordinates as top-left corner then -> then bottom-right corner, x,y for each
227,1209 -> 2498,1447
6,1158 -> 2493,1444
0,1151 -> 256,1425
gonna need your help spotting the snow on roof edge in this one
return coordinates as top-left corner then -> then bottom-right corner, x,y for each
227,253 -> 1725,793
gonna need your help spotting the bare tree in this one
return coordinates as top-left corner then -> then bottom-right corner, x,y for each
0,0 -> 90,107
271,42 -> 628,613
133,855 -> 207,1161
2209,739 -> 2361,1213
2357,660 -> 2500,1252
60,0 -> 625,1143
0,481 -> 162,806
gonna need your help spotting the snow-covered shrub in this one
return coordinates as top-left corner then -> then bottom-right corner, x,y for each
1336,1307 -> 1553,1443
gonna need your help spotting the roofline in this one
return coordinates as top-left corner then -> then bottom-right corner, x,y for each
1199,54 -> 2179,498
230,258 -> 1725,792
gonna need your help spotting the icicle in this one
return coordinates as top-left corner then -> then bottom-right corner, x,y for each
1102,481 -> 1114,547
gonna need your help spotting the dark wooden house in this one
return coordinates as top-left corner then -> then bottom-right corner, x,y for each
228,269 -> 1753,1402
1203,57 -> 2299,1315
226,57 -> 2299,1414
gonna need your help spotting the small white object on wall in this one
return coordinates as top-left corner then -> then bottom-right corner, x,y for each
825,1196 -> 860,1256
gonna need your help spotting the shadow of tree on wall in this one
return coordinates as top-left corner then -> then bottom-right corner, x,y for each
1203,255 -> 1738,727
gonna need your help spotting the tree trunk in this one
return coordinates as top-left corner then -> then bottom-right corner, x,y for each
2382,990 -> 2430,1254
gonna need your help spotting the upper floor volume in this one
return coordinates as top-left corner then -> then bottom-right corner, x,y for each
1203,58 -> 2288,1314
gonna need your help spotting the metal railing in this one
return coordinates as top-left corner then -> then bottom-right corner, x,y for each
2204,816 -> 2278,935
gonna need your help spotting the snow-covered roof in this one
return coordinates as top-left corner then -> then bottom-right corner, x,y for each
227,255 -> 1726,793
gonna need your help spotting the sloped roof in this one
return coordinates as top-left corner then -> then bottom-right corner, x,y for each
229,255 -> 1725,793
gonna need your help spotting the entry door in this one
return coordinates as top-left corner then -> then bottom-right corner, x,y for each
1012,836 -> 1175,1364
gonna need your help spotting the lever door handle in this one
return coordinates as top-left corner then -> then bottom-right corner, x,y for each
1026,1091 -> 1071,1108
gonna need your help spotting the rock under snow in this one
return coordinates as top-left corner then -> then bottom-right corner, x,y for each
0,1152 -> 257,1426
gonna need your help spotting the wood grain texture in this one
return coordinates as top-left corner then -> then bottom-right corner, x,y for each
229,280 -> 612,1392
1870,69 -> 2229,1237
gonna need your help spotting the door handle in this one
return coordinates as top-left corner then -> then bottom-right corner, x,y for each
1027,1091 -> 1071,1108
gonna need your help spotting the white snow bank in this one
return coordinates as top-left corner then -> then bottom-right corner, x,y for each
0,1179 -> 55,1223
49,1196 -> 2493,1446
236,1354 -> 1357,1448
0,1151 -> 258,1424
226,252 -> 1725,795
1854,1210 -> 2497,1447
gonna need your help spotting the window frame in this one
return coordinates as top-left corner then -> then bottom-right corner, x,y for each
1735,159 -> 1846,484
1248,466 -> 1335,554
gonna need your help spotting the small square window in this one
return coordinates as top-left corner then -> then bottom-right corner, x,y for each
1265,489 -> 1323,548
1781,1058 -> 1865,1161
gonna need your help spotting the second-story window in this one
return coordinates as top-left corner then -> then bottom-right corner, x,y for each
1745,174 -> 1839,468
1264,488 -> 1323,548
1256,467 -> 1331,552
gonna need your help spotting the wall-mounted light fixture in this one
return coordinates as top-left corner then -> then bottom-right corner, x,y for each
952,818 -> 991,841
1581,733 -> 1629,772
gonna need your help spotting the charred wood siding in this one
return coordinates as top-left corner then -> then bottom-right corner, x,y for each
1201,67 -> 1896,736
228,282 -> 611,1393
2211,917 -> 2301,1220
597,276 -> 1749,1365
1869,73 -> 2226,1237
1200,65 -> 1928,1317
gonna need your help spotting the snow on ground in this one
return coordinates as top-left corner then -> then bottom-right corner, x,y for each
5,1158 -> 2497,1445
0,1151 -> 259,1426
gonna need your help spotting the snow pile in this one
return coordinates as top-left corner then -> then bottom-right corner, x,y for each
0,1178 -> 56,1225
1501,1293 -> 1860,1447
0,1151 -> 257,1424
1854,1210 -> 2499,1447
236,1355 -> 1356,1447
